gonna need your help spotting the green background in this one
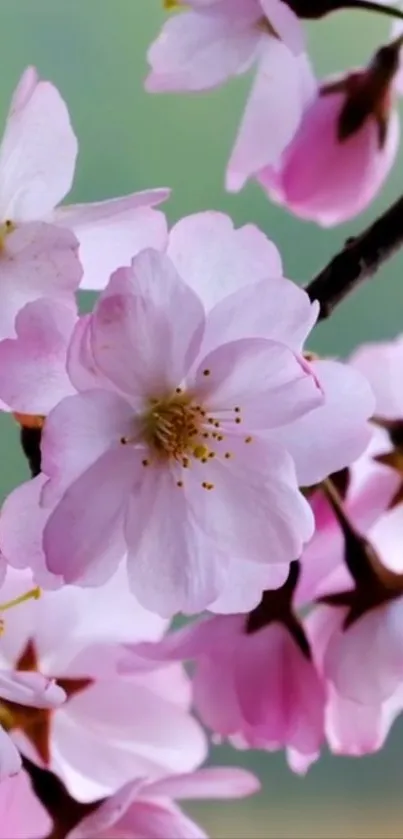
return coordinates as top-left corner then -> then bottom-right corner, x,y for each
1,2 -> 403,836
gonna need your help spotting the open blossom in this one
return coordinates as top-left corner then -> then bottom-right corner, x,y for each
0,567 -> 206,802
0,66 -> 169,292
0,212 -> 374,615
121,610 -> 326,775
68,767 -> 259,839
147,1 -> 313,191
0,770 -> 52,839
257,40 -> 401,225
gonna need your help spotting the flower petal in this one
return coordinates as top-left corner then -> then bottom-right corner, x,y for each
0,222 -> 81,340
194,338 -> 323,428
0,67 -> 77,220
54,191 -> 169,291
0,298 -> 76,414
167,211 -> 282,310
145,767 -> 260,800
126,468 -> 228,617
226,42 -> 311,191
146,2 -> 260,92
202,275 -> 318,354
43,446 -> 140,585
268,359 -> 375,486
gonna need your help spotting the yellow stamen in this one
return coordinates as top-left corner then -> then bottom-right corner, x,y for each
0,219 -> 16,252
0,587 -> 41,613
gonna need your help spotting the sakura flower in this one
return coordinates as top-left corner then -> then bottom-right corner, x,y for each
0,567 -> 206,802
0,66 -> 169,291
147,1 -> 313,191
258,39 -> 401,225
39,246 -> 326,616
351,334 -> 403,420
0,770 -> 51,839
68,767 -> 259,839
121,563 -> 326,774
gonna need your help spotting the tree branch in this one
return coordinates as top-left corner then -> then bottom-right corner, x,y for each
305,193 -> 403,320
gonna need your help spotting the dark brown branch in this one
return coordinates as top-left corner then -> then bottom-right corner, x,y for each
306,193 -> 403,320
22,757 -> 101,839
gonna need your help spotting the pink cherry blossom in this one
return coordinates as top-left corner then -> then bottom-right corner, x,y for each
0,567 -> 206,802
257,54 -> 400,225
39,246 -> 327,616
121,606 -> 326,774
0,66 -> 169,291
147,1 -> 312,191
0,770 -> 51,839
68,767 -> 259,839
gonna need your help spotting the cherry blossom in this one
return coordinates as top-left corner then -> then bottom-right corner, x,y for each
38,246 -> 326,616
68,767 -> 259,839
120,603 -> 325,775
147,1 -> 312,191
0,770 -> 51,838
0,567 -> 206,801
0,66 -> 169,292
257,40 -> 401,225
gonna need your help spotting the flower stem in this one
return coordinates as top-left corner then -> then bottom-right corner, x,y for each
306,193 -> 403,320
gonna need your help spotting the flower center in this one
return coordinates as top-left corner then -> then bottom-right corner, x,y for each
141,390 -> 209,462
0,219 -> 15,252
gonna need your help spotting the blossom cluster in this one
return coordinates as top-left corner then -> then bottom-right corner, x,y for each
1,1 -> 403,835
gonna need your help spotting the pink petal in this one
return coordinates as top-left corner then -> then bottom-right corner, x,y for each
209,558 -> 288,614
167,211 -> 282,310
90,250 -> 205,395
54,191 -> 169,291
43,445 -> 140,585
0,222 -> 81,340
41,389 -> 135,503
269,359 -> 375,486
0,298 -> 76,414
146,2 -> 261,92
0,669 -> 65,708
324,601 -> 403,704
0,727 -> 21,781
145,767 -> 260,800
194,338 -> 323,428
0,68 -> 77,220
0,770 -> 52,837
126,468 -> 228,617
69,789 -> 206,839
226,41 -> 310,191
351,336 -> 403,420
0,475 -> 62,588
202,275 -> 318,354
260,0 -> 305,54
188,437 -> 314,566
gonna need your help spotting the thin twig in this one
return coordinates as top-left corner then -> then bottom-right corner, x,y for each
306,193 -> 403,320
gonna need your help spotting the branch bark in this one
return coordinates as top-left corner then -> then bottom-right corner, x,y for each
305,194 -> 403,320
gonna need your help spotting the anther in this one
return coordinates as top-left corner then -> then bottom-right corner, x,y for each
203,369 -> 211,377
224,452 -> 232,459
142,459 -> 149,467
214,421 -> 220,428
235,417 -> 242,424
244,436 -> 253,443
234,407 -> 241,413
208,452 -> 215,458
217,434 -> 224,442
177,480 -> 184,488
175,387 -> 182,394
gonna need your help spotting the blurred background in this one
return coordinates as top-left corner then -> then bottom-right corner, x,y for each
1,1 -> 403,836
